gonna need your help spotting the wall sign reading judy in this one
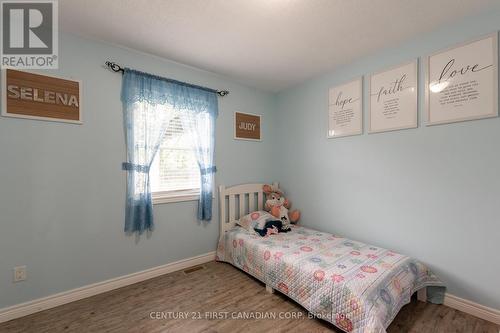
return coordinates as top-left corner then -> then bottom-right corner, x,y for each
1,69 -> 82,124
234,111 -> 261,141
425,33 -> 498,125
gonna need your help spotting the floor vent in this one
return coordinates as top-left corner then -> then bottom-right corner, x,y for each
183,265 -> 205,275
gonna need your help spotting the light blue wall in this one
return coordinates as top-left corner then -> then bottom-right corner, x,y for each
2,10 -> 500,312
0,33 -> 277,308
275,10 -> 500,310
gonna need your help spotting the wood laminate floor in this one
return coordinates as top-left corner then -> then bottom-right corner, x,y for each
0,261 -> 498,333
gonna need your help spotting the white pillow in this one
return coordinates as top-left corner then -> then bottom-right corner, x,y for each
237,211 -> 276,233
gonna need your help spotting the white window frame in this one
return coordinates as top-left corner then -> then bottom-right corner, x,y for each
152,188 -> 200,205
149,115 -> 202,205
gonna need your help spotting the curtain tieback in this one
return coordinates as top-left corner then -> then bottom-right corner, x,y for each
122,162 -> 150,173
200,166 -> 217,176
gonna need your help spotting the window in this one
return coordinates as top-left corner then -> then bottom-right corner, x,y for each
150,115 -> 201,204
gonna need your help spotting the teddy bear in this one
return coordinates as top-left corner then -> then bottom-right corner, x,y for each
263,184 -> 300,230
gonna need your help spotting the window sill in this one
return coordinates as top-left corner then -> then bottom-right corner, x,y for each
152,190 -> 200,205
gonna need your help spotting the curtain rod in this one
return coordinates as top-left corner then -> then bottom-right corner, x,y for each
104,61 -> 229,97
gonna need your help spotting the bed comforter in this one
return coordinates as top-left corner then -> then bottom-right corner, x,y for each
216,225 -> 445,333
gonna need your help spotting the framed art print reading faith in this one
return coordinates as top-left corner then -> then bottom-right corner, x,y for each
425,33 -> 498,126
234,111 -> 261,141
1,69 -> 82,124
368,60 -> 418,134
328,78 -> 363,138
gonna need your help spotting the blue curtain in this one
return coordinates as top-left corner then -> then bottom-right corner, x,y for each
121,68 -> 219,233
179,109 -> 217,220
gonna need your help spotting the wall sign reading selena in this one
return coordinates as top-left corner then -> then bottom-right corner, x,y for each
1,69 -> 82,124
234,111 -> 261,141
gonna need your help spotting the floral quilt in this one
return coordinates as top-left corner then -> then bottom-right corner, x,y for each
216,225 -> 445,333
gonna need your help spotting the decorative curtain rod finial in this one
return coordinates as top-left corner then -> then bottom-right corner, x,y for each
105,61 -> 124,73
217,90 -> 229,97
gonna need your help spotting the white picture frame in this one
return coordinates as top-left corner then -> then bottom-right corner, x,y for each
233,111 -> 262,141
1,69 -> 83,125
327,77 -> 363,138
368,60 -> 418,133
425,32 -> 498,126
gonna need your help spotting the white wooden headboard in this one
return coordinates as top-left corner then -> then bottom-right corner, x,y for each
219,182 -> 278,235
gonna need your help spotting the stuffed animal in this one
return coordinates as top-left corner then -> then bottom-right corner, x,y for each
253,220 -> 284,237
263,184 -> 300,230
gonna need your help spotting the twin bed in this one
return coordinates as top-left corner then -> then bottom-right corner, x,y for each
215,183 -> 445,333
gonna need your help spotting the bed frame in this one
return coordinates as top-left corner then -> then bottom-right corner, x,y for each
218,182 -> 278,234
218,182 -> 427,301
219,182 -> 277,293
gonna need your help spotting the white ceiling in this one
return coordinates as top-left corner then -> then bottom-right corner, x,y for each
60,0 -> 500,92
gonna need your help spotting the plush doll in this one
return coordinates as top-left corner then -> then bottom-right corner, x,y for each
253,220 -> 283,237
263,184 -> 300,230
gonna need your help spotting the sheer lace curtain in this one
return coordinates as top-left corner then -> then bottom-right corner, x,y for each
121,68 -> 218,234
179,110 -> 216,221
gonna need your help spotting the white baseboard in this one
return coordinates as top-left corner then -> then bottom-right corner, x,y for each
0,251 -> 215,324
444,293 -> 500,325
2,257 -> 499,327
